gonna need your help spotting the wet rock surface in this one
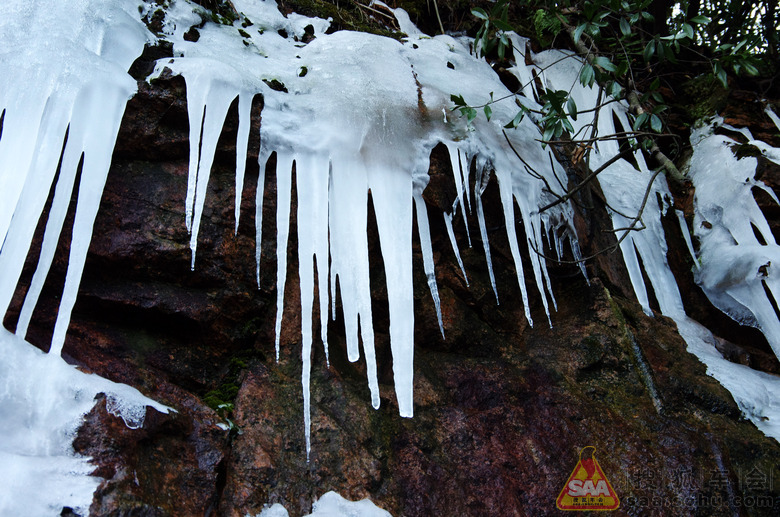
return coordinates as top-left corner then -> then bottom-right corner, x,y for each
7,73 -> 780,516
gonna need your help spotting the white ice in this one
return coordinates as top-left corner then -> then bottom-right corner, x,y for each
533,52 -> 780,439
255,491 -> 392,517
5,0 -> 780,483
152,0 -> 584,457
1,1 -> 172,514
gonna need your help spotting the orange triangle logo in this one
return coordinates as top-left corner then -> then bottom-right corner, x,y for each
556,446 -> 620,511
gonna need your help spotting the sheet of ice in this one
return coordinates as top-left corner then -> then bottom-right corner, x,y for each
257,503 -> 290,517
677,318 -> 780,441
532,51 -> 780,439
304,491 -> 392,517
0,1 -> 173,514
688,118 -> 780,358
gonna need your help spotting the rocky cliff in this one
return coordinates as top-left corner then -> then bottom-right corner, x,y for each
4,64 -> 780,516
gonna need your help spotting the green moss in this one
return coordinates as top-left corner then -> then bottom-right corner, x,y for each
201,348 -> 260,410
203,382 -> 240,409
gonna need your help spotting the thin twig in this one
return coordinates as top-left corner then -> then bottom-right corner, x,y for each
538,147 -> 635,213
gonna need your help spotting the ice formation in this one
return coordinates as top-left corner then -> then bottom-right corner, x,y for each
534,49 -> 780,437
150,0 -> 581,457
688,117 -> 780,357
4,0 -> 780,513
256,490 -> 392,517
0,1 -> 170,515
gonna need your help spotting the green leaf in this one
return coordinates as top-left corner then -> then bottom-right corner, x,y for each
717,68 -> 728,88
713,63 -> 728,88
743,63 -> 759,76
579,63 -> 595,86
643,41 -> 655,62
634,112 -> 649,130
471,8 -> 489,21
650,114 -> 662,133
608,81 -> 622,98
690,15 -> 710,24
504,109 -> 526,129
682,23 -> 694,40
450,94 -> 467,107
484,105 -> 492,121
619,18 -> 631,37
593,56 -> 617,72
466,107 -> 477,124
542,126 -> 555,142
574,23 -> 587,44
567,97 -> 578,121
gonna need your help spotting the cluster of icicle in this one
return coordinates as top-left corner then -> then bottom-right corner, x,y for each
150,0 -> 585,457
4,5 -> 780,515
0,1 -> 171,515
159,0 -> 780,448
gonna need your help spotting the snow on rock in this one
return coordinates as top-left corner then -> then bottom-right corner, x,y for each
0,1 -> 171,514
255,491 -> 392,517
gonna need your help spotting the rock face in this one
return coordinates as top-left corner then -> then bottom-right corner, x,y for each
7,73 -> 780,516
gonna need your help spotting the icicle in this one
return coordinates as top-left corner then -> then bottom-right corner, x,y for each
274,152 -> 294,362
0,90 -> 50,248
184,90 -> 206,235
234,93 -> 252,234
474,160 -> 500,305
443,211 -> 469,286
0,95 -> 71,319
51,85 -> 133,357
495,170 -> 533,325
414,192 -> 445,339
445,143 -> 471,246
329,155 -> 380,408
676,209 -> 699,270
296,153 -> 331,367
515,193 -> 553,325
255,149 -> 268,287
187,85 -> 239,270
16,105 -> 83,339
367,164 -> 414,417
